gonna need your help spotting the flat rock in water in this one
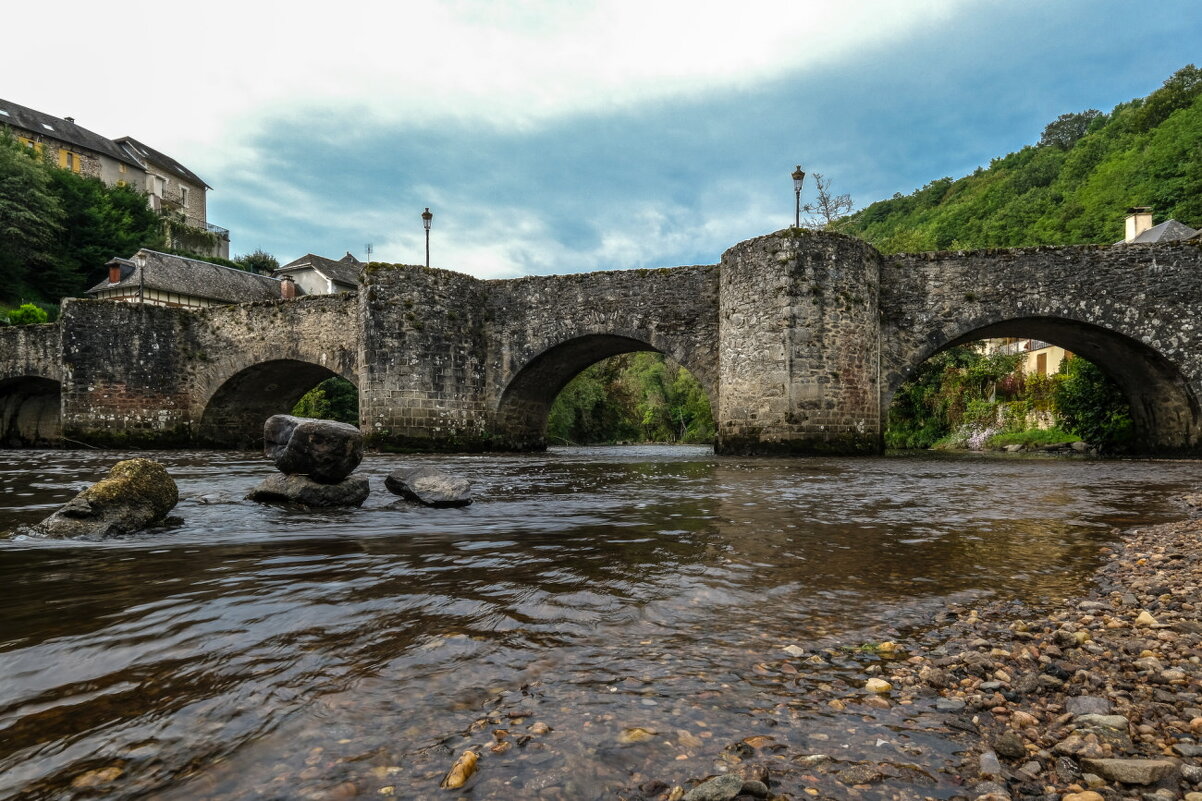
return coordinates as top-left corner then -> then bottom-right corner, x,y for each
385,467 -> 472,507
681,774 -> 744,801
264,415 -> 363,483
1079,758 -> 1178,785
247,474 -> 369,507
25,458 -> 178,540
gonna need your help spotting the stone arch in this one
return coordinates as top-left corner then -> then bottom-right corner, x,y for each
197,358 -> 357,448
0,376 -> 62,447
885,316 -> 1201,452
493,333 -> 716,450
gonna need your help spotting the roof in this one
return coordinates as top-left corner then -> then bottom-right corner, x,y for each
87,250 -> 283,304
1118,219 -> 1200,244
115,136 -> 210,189
275,252 -> 364,288
0,98 -> 143,169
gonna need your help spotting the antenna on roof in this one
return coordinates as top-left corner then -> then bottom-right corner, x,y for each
365,243 -> 373,260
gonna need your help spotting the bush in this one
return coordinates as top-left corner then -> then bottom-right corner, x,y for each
1052,357 -> 1132,449
7,303 -> 49,325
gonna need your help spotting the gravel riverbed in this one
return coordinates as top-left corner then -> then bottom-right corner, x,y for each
642,515 -> 1202,801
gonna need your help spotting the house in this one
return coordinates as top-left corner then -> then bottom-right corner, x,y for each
1116,206 -> 1199,244
273,252 -> 364,295
0,98 -> 229,258
87,250 -> 285,308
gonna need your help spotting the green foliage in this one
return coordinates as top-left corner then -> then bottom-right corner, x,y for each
841,65 -> 1202,251
0,128 -> 165,303
1052,357 -> 1132,449
6,302 -> 49,325
1039,110 -> 1103,149
985,427 -> 1078,448
235,248 -> 280,275
885,345 -> 1021,449
0,131 -> 65,302
546,353 -> 714,445
292,377 -> 359,425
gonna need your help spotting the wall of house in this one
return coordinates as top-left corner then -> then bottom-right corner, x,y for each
88,287 -> 224,309
282,269 -> 333,296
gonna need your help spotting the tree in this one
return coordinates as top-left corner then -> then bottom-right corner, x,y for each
1052,357 -> 1132,449
802,173 -> 854,228
1039,109 -> 1102,149
293,377 -> 359,425
235,248 -> 280,274
0,132 -> 64,303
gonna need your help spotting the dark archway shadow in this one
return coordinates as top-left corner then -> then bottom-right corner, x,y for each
198,359 -> 355,449
495,334 -> 712,451
0,377 -> 62,447
887,317 -> 1201,453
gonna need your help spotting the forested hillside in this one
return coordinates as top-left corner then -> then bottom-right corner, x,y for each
838,66 -> 1202,251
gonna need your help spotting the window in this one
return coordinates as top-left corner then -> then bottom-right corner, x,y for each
58,150 -> 81,173
1035,352 -> 1048,376
180,186 -> 189,207
119,163 -> 126,174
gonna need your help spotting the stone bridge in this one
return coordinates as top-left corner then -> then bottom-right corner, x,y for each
2,230 -> 1200,454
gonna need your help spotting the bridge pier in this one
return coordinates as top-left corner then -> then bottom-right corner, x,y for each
715,231 -> 883,455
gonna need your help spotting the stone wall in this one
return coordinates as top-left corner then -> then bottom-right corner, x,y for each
59,300 -> 195,446
358,264 -> 493,450
717,230 -> 882,454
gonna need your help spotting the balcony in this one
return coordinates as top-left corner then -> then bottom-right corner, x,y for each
204,222 -> 230,240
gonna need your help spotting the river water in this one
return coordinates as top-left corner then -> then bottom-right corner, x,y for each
2,446 -> 1200,800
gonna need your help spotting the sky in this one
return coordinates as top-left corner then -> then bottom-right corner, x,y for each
4,0 -> 1201,277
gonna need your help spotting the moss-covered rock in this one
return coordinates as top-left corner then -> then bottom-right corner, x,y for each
26,459 -> 179,540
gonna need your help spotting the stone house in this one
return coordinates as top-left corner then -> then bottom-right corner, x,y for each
273,252 -> 364,295
0,98 -> 229,258
87,249 -> 285,308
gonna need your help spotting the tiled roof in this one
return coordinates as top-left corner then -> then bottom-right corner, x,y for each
276,252 -> 364,288
115,136 -> 210,189
1119,219 -> 1200,244
86,250 -> 283,304
0,98 -> 143,169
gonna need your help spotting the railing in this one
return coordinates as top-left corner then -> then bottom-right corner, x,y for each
992,339 -> 1054,355
204,222 -> 230,239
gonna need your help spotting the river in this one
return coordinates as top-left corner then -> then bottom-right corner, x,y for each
2,446 -> 1200,800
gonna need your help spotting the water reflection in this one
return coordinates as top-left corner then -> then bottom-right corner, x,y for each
1,447 -> 1200,799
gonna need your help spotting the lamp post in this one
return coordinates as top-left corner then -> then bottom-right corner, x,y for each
791,165 -> 806,228
421,207 -> 433,268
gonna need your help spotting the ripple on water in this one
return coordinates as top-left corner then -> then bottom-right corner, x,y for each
1,446 -> 1201,799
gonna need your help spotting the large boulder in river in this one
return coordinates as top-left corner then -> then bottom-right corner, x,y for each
247,473 -> 370,507
29,458 -> 179,539
385,466 -> 472,507
264,414 -> 363,483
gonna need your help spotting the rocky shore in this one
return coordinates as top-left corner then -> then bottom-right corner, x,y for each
654,517 -> 1202,801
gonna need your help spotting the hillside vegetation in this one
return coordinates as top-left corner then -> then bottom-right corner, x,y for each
838,66 -> 1202,251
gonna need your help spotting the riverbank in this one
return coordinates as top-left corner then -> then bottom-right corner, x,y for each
655,514 -> 1202,801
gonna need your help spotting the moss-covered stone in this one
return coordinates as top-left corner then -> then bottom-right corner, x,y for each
25,458 -> 178,540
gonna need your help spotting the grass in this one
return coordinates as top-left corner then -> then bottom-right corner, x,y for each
986,427 -> 1078,449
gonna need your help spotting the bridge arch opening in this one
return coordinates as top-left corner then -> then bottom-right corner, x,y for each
198,359 -> 358,449
0,376 -> 62,447
886,317 -> 1200,453
495,334 -> 715,450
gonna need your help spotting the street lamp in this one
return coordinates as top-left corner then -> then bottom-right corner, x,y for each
421,207 -> 433,268
791,165 -> 806,228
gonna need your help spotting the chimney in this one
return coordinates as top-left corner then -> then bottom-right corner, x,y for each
64,116 -> 74,124
280,276 -> 297,300
1125,206 -> 1153,242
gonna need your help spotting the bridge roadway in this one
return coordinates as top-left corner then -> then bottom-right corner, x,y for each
2,230 -> 1201,454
